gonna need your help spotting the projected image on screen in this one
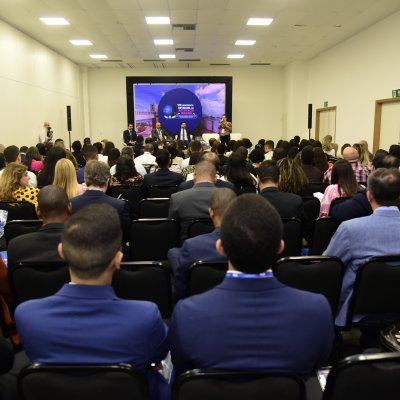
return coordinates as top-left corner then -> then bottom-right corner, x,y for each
133,83 -> 226,137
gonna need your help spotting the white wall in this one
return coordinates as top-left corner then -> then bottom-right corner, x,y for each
87,66 -> 285,147
307,10 -> 400,151
0,19 -> 83,148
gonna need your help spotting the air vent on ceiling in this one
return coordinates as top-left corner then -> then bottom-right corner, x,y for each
294,24 -> 306,27
172,24 -> 196,31
250,63 -> 271,66
209,63 -> 230,66
175,48 -> 194,52
100,59 -> 123,62
143,59 -> 165,62
179,59 -> 200,62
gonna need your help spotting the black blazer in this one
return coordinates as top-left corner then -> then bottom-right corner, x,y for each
123,129 -> 137,145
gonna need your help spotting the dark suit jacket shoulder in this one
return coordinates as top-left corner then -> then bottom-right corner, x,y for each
7,223 -> 64,268
143,169 -> 183,187
330,189 -> 372,221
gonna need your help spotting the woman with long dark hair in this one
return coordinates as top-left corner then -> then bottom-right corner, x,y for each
37,146 -> 66,187
319,159 -> 360,217
223,152 -> 256,194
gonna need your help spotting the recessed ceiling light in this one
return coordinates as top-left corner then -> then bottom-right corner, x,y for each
146,17 -> 170,25
235,40 -> 256,46
89,54 -> 108,59
159,54 -> 176,59
40,17 -> 70,25
247,18 -> 273,26
154,39 -> 174,45
70,40 -> 93,46
227,54 -> 245,59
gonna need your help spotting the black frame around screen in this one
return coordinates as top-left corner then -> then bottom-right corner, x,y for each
126,76 -> 233,126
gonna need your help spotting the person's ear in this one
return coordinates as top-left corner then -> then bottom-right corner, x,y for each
58,243 -> 65,260
36,207 -> 42,220
66,203 -> 72,216
216,239 -> 225,256
112,250 -> 123,271
209,208 -> 214,219
277,240 -> 285,255
366,190 -> 373,204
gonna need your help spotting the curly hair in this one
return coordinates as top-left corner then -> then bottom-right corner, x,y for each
0,163 -> 27,201
277,157 -> 309,194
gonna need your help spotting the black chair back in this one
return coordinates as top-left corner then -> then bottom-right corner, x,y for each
273,256 -> 345,317
18,363 -> 148,400
309,217 -> 340,256
112,262 -> 172,319
346,256 -> 400,328
329,197 -> 350,216
148,185 -> 178,198
322,352 -> 400,400
188,261 -> 228,296
109,185 -> 142,219
129,219 -> 179,261
173,369 -> 305,400
139,198 -> 170,218
187,219 -> 214,238
308,182 -> 328,194
281,218 -> 302,257
0,202 -> 37,221
234,185 -> 257,196
4,220 -> 42,246
301,196 -> 320,243
9,261 -> 69,304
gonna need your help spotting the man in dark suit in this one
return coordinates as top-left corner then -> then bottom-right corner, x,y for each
15,204 -> 168,400
258,160 -> 308,231
168,194 -> 333,376
123,123 -> 137,146
151,122 -> 169,142
175,122 -> 192,146
169,161 -> 217,241
71,160 -> 130,241
8,185 -> 71,269
76,144 -> 98,184
142,149 -> 184,197
168,188 -> 236,301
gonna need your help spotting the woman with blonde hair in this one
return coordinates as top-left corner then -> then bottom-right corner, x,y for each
53,158 -> 85,199
353,143 -> 370,166
0,163 -> 39,206
322,135 -> 337,157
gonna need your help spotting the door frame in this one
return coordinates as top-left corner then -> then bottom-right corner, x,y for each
315,106 -> 337,141
373,97 -> 400,153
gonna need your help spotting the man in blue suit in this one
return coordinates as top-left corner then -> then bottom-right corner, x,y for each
71,160 -> 130,241
15,203 -> 169,400
324,168 -> 400,327
169,194 -> 333,376
168,188 -> 236,301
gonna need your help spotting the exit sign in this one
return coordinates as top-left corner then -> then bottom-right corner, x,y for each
392,89 -> 400,97
324,101 -> 328,107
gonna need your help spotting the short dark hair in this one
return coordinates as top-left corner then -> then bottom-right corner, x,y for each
37,185 -> 69,218
92,142 -> 103,154
61,203 -> 122,279
189,140 -> 202,152
221,194 -> 282,273
249,148 -> 265,163
367,168 -> 400,207
389,144 -> 400,159
72,140 -> 82,152
121,146 -> 134,158
301,146 -> 314,165
4,146 -> 19,163
83,145 -> 98,161
20,146 -> 28,153
258,160 -> 280,183
156,149 -> 170,168
265,140 -> 274,150
189,151 -> 202,166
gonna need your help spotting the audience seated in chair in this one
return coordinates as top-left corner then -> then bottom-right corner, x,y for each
7,185 -> 71,269
258,160 -> 308,233
169,161 -> 218,242
15,203 -> 169,400
168,188 -> 236,302
142,149 -> 183,197
323,168 -> 400,326
70,160 -> 130,242
168,194 -> 333,377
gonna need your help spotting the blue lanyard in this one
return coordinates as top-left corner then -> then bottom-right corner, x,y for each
226,271 -> 274,279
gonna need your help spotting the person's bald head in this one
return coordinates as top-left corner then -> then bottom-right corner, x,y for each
343,147 -> 359,162
194,161 -> 216,183
201,151 -> 220,172
37,185 -> 71,223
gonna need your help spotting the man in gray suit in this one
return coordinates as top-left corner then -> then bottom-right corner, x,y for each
168,161 -> 217,242
151,122 -> 170,142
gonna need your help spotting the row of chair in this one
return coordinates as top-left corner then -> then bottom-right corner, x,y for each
9,256 -> 400,330
16,350 -> 400,400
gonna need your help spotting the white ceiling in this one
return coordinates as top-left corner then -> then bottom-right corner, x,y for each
1,0 -> 400,69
